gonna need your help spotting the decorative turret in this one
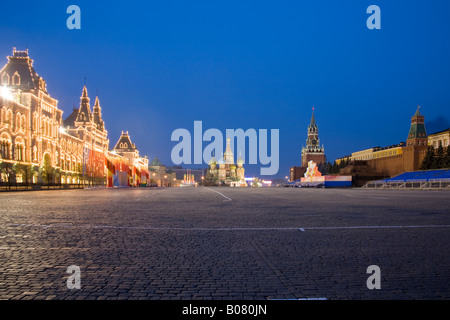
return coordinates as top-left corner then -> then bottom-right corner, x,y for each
113,131 -> 136,151
407,106 -> 427,146
76,85 -> 92,123
150,156 -> 163,167
92,95 -> 105,131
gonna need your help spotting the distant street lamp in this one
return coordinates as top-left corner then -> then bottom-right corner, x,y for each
201,176 -> 204,186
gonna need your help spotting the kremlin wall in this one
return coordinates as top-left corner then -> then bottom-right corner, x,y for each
291,107 -> 450,187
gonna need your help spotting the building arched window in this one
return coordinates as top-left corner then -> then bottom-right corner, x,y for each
15,112 -> 21,131
33,113 -> 38,131
18,144 -> 24,161
16,170 -> 24,183
1,73 -> 9,85
12,72 -> 20,86
1,140 -> 10,159
124,143 -> 128,148
60,153 -> 65,170
33,145 -> 37,161
21,115 -> 26,131
49,120 -> 54,137
0,133 -> 12,159
7,109 -> 12,126
15,138 -> 24,161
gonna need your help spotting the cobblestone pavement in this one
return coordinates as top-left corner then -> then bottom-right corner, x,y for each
0,187 -> 449,300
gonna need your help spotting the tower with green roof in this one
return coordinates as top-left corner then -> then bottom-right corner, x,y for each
407,106 -> 427,146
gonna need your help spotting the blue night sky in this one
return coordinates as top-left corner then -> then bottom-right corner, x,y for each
1,0 -> 449,178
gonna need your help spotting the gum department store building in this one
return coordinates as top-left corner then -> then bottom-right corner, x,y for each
0,48 -> 149,187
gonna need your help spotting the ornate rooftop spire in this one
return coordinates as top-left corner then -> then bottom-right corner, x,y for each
310,107 -> 316,127
76,85 -> 91,123
301,107 -> 326,167
93,95 -> 104,130
224,136 -> 235,165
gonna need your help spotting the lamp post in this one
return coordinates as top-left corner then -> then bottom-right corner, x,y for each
201,176 -> 204,186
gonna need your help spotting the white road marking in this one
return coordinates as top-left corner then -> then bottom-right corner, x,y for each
203,187 -> 232,201
270,297 -> 327,300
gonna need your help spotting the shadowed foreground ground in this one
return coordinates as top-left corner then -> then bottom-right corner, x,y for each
0,187 -> 449,300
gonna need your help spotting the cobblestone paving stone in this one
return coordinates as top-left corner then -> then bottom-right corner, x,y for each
0,187 -> 449,300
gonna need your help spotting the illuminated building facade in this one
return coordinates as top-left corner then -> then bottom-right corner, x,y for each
428,128 -> 450,148
0,47 -> 148,187
335,144 -> 405,164
111,131 -> 149,187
